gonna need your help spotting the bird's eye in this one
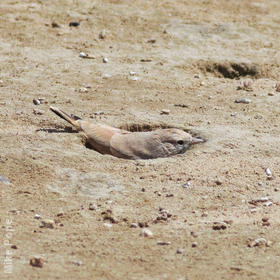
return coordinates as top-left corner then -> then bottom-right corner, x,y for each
177,140 -> 184,145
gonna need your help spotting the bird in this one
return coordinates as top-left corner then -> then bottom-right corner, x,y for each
50,106 -> 204,160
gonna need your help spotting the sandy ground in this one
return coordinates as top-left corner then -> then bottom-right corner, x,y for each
1,0 -> 280,279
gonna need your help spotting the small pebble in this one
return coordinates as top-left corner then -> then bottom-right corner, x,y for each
51,22 -> 60,28
230,112 -> 237,116
79,52 -> 95,59
79,87 -> 88,93
201,212 -> 208,217
130,76 -> 138,81
104,223 -> 113,228
73,260 -> 83,266
249,197 -> 269,205
182,182 -> 191,188
99,29 -> 106,39
103,73 -> 111,79
268,92 -> 274,96
192,242 -> 198,248
129,71 -> 136,76
235,98 -> 252,104
157,241 -> 171,246
212,222 -> 227,230
215,179 -> 222,185
176,248 -> 184,254
0,175 -> 10,185
140,228 -> 153,237
88,203 -> 96,211
191,231 -> 198,238
249,238 -> 270,247
160,109 -> 170,115
34,214 -> 41,219
258,197 -> 269,202
264,201 -> 273,207
11,245 -> 17,249
30,257 -> 43,268
103,57 -> 108,63
265,168 -> 272,176
130,223 -> 138,228
69,21 -> 80,27
33,99 -> 41,105
79,52 -> 87,58
40,219 -> 54,229
194,74 -> 200,78
262,217 -> 270,226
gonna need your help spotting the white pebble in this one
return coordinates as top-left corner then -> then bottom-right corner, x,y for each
129,71 -> 136,76
265,168 -> 272,176
34,214 -> 41,219
140,228 -> 153,237
79,87 -> 88,93
103,73 -> 111,79
130,223 -> 138,228
0,175 -> 10,184
259,197 -> 269,202
264,201 -> 273,207
250,238 -> 267,247
33,99 -> 41,105
235,98 -> 252,104
182,182 -> 191,188
130,76 -> 138,81
79,52 -> 87,58
103,57 -> 108,63
160,109 -> 170,115
73,260 -> 83,266
104,223 -> 112,228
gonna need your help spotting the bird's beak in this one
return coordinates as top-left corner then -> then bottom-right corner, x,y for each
191,137 -> 204,145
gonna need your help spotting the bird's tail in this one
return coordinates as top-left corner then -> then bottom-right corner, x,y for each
50,106 -> 82,129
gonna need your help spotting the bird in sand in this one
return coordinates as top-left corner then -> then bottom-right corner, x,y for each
50,106 -> 203,160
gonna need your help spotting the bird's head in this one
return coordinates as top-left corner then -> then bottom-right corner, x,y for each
158,128 -> 204,155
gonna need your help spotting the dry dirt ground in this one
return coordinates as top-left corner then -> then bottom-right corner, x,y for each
1,0 -> 280,279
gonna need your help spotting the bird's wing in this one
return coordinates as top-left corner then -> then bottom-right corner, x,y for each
110,131 -> 161,159
81,122 -> 130,154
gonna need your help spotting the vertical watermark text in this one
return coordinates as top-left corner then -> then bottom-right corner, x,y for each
3,216 -> 14,274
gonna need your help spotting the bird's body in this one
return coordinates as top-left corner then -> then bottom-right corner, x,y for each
50,107 -> 203,160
